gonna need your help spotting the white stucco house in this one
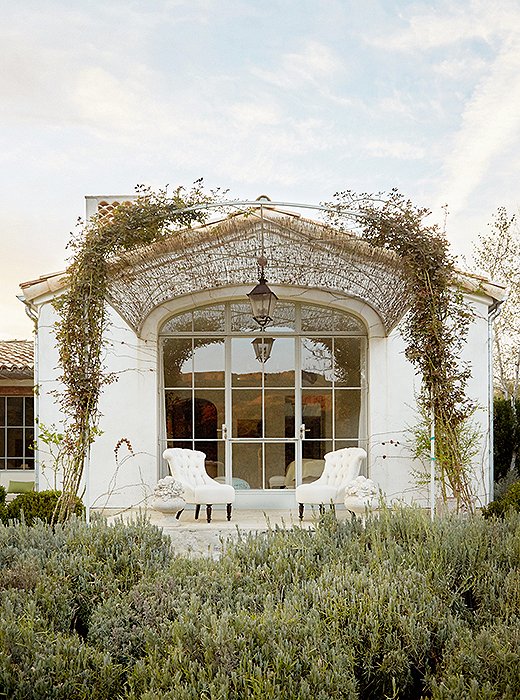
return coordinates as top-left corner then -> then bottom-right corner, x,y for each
19,195 -> 505,511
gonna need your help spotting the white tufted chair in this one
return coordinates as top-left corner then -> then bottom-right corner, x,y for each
162,448 -> 235,523
295,447 -> 366,520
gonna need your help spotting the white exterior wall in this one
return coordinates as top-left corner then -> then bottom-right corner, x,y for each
36,301 -> 159,509
33,289 -> 492,510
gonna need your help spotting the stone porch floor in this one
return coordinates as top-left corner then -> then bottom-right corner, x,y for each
100,506 -> 352,559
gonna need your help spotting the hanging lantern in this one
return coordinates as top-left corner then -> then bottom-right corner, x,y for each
252,336 -> 274,363
247,274 -> 278,329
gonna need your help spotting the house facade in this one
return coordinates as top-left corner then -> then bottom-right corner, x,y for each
20,196 -> 504,511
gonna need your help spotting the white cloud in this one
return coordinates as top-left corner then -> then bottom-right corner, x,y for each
365,140 -> 425,160
252,40 -> 342,90
435,36 -> 520,214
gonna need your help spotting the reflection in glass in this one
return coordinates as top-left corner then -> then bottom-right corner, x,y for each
193,338 -> 225,387
264,337 -> 295,387
193,304 -> 226,332
231,338 -> 262,387
194,390 -> 225,438
25,429 -> 34,460
7,428 -> 23,457
302,390 -> 333,439
333,338 -> 362,386
25,398 -> 34,425
232,442 -> 262,489
232,390 -> 262,437
334,390 -> 361,438
266,442 -> 295,489
266,302 -> 295,333
230,301 -> 295,333
301,338 -> 333,387
333,311 -> 365,333
302,305 -> 334,332
7,398 -> 23,426
165,390 -> 192,439
163,339 -> 192,387
301,440 -> 331,480
195,440 -> 226,478
264,390 -> 295,438
160,312 -> 192,334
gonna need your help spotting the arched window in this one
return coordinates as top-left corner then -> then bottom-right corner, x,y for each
160,301 -> 367,490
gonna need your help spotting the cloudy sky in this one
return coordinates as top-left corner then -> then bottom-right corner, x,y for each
2,0 -> 520,339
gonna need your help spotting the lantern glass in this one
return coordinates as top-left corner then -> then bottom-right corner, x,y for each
247,281 -> 278,329
252,336 -> 274,363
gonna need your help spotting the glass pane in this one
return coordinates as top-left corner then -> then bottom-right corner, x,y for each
0,398 -> 5,425
7,428 -> 23,457
301,305 -> 334,332
163,338 -> 192,387
232,442 -> 261,489
7,398 -> 23,426
301,338 -> 333,387
166,440 -> 192,450
193,338 -> 225,387
194,390 -> 225,439
7,459 -> 23,469
231,302 -> 259,333
302,390 -> 333,439
302,440 -> 332,484
24,429 -> 34,459
264,390 -> 295,438
161,311 -> 192,334
25,397 -> 34,425
266,442 -> 295,489
335,439 -> 361,450
194,441 -> 226,479
165,390 -> 192,439
334,390 -> 361,438
267,302 -> 295,333
334,338 -> 362,386
301,441 -> 331,482
232,338 -> 262,387
334,311 -> 366,334
193,305 -> 226,332
263,337 -> 295,387
232,390 -> 262,437
0,428 -> 4,458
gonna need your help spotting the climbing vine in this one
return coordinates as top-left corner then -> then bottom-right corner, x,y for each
325,189 -> 476,510
52,181 -> 222,521
53,185 -> 477,520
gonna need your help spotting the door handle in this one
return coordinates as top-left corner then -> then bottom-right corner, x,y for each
299,423 -> 306,439
221,424 -> 228,440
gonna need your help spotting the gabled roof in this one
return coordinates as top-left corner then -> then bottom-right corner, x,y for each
0,340 -> 34,380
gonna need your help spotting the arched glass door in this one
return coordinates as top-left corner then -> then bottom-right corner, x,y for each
160,301 -> 367,490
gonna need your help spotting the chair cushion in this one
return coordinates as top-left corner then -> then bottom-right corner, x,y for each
7,480 -> 35,494
296,482 -> 339,505
188,482 -> 235,505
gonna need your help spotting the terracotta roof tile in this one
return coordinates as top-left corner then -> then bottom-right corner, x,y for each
0,340 -> 34,379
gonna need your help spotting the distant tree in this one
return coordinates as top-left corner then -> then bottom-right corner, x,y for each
473,207 -> 520,476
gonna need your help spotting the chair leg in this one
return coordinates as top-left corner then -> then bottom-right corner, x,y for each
194,504 -> 201,520
226,503 -> 232,521
175,509 -> 184,520
206,505 -> 212,523
299,503 -> 304,520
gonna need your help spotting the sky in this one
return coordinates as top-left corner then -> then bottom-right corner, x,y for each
2,0 -> 520,339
